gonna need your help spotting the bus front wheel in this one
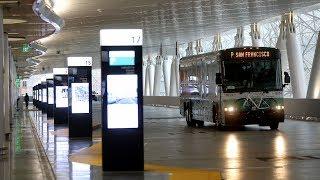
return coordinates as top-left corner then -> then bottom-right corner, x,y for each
270,121 -> 279,130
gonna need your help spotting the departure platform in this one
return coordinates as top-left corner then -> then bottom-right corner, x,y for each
4,103 -> 318,179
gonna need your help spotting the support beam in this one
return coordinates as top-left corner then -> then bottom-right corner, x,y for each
234,26 -> 244,47
3,33 -> 10,134
153,45 -> 163,96
170,42 -> 180,96
276,16 -> 289,74
213,34 -> 222,52
286,12 -> 307,98
307,31 -> 320,99
162,57 -> 170,96
250,23 -> 263,47
0,6 -> 6,152
146,56 -> 154,96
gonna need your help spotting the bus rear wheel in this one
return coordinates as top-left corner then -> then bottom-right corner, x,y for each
270,122 -> 279,130
185,109 -> 196,127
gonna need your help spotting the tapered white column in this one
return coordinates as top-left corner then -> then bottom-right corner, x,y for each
185,42 -> 194,56
234,27 -> 244,47
3,33 -> 10,134
153,53 -> 163,96
170,42 -> 180,96
213,34 -> 222,51
195,39 -> 203,55
142,60 -> 147,95
147,57 -> 155,96
250,23 -> 263,47
307,31 -> 320,99
286,12 -> 307,98
162,57 -> 171,96
0,6 -> 6,151
276,17 -> 289,74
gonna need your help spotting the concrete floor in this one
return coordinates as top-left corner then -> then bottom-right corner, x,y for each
3,104 -> 320,179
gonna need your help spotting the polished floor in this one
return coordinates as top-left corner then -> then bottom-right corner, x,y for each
2,104 -> 320,179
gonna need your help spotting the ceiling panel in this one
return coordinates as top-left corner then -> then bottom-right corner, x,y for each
33,0 -> 320,72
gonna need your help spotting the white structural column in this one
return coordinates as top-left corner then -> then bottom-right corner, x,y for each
153,46 -> 163,96
250,23 -> 263,47
185,42 -> 194,56
213,34 -> 222,51
147,56 -> 155,96
3,33 -> 10,134
142,60 -> 147,95
195,39 -> 204,55
276,17 -> 289,74
170,42 -> 180,96
286,12 -> 307,98
162,57 -> 171,96
234,26 -> 244,47
0,6 -> 6,151
307,31 -> 320,99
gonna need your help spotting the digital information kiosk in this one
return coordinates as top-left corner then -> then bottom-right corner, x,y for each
47,79 -> 55,118
53,68 -> 69,125
41,81 -> 48,113
100,29 -> 144,171
67,57 -> 93,138
39,83 -> 43,111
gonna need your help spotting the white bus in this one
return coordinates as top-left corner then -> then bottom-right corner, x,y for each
179,47 -> 290,130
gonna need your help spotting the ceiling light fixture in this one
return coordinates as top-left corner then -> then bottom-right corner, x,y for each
8,37 -> 26,42
3,18 -> 27,25
0,1 -> 19,4
8,32 -> 19,35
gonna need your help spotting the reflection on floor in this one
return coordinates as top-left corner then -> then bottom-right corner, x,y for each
29,106 -> 221,180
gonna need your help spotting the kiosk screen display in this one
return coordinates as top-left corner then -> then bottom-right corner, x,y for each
48,87 -> 54,104
56,86 -> 68,108
39,89 -> 43,102
107,74 -> 138,128
109,51 -> 135,66
43,89 -> 47,103
71,83 -> 89,113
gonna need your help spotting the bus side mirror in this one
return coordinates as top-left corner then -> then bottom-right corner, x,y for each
284,72 -> 290,84
216,73 -> 222,85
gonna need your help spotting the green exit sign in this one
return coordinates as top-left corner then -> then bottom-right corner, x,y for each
15,77 -> 21,87
22,44 -> 30,53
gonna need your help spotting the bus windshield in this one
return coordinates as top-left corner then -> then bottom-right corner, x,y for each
223,59 -> 282,93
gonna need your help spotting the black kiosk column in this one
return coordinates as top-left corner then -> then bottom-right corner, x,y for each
38,83 -> 43,111
47,78 -> 55,118
53,68 -> 69,125
100,29 -> 144,171
41,81 -> 48,113
35,84 -> 39,108
67,57 -> 92,138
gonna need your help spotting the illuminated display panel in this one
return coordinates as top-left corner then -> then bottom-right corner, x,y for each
71,83 -> 89,114
48,87 -> 54,104
55,86 -> 68,108
39,89 -> 43,102
43,89 -> 47,103
107,75 -> 138,129
109,51 -> 135,66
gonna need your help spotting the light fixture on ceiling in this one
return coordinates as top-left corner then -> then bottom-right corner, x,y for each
0,1 -> 19,4
8,37 -> 26,41
3,19 -> 27,25
8,32 -> 19,35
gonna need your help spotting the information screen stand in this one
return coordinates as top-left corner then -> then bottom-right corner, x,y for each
100,29 -> 144,171
41,81 -> 48,113
67,57 -> 92,138
47,79 -> 54,118
53,68 -> 69,125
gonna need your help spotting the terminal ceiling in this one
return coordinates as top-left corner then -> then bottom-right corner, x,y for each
10,0 -> 320,75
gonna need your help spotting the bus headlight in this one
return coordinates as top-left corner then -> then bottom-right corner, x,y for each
224,106 -> 236,112
275,105 -> 284,110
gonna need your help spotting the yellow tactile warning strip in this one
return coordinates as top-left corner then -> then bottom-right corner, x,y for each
69,143 -> 222,180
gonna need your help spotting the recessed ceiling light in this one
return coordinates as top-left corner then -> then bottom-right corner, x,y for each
8,37 -> 25,41
3,19 -> 27,25
0,1 -> 19,4
8,32 -> 19,35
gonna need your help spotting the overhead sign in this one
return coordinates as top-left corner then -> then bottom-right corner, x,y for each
67,57 -> 92,67
22,44 -> 30,53
53,68 -> 68,75
100,29 -> 143,46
